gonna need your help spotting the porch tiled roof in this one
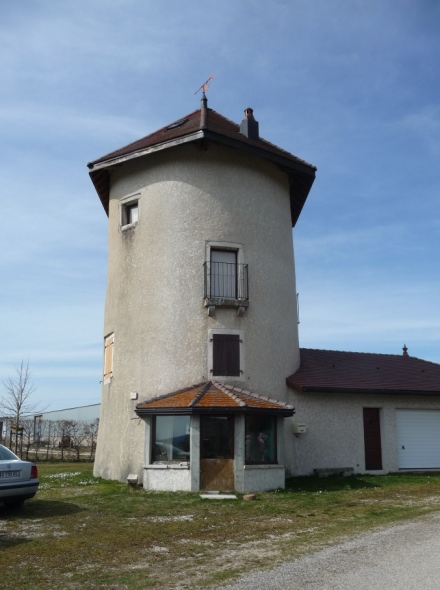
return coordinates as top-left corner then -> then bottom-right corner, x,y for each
135,381 -> 294,416
287,348 -> 440,395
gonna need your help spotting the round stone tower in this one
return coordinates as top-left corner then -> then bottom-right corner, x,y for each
88,97 -> 316,484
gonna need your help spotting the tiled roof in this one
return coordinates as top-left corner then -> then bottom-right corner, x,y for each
87,99 -> 316,226
135,381 -> 294,416
88,107 -> 316,170
287,348 -> 440,395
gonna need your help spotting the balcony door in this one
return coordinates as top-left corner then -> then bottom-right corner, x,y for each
210,249 -> 237,298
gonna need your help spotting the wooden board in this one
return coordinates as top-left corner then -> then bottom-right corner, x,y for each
200,459 -> 234,491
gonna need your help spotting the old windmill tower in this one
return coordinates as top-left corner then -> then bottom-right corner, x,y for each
88,93 -> 316,492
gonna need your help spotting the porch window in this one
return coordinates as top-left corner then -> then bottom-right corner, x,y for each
153,415 -> 190,462
245,415 -> 277,464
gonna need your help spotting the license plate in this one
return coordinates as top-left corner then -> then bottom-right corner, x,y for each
0,471 -> 20,478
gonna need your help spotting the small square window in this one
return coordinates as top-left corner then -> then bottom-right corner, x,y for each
120,198 -> 139,228
126,203 -> 138,225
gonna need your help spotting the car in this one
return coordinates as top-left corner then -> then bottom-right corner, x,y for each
0,444 -> 39,508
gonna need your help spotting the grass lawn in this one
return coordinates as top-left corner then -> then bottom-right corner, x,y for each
2,463 -> 440,589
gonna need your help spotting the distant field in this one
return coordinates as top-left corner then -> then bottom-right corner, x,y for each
1,463 -> 440,589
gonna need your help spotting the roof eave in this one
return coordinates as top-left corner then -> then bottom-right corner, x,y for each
287,382 -> 440,396
88,130 -> 205,172
88,131 -> 205,216
89,129 -> 316,224
135,406 -> 294,417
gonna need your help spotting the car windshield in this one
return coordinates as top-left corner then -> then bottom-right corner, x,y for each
0,446 -> 19,461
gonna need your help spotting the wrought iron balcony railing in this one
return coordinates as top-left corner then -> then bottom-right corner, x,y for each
204,261 -> 249,301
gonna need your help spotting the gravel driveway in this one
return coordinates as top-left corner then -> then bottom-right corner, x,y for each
215,513 -> 440,589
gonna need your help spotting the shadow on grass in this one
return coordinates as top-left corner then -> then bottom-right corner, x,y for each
284,475 -> 379,493
0,499 -> 86,520
0,534 -> 33,549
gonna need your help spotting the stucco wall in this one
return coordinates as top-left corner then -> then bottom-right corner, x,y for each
289,391 -> 440,475
144,465 -> 191,491
94,143 -> 300,482
243,465 -> 286,492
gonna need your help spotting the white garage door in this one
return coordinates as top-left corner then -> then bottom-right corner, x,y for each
396,410 -> 440,469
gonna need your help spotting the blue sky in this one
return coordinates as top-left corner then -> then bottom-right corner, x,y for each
1,1 -> 439,410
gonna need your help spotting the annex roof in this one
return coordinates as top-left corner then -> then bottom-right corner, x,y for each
87,97 -> 316,227
135,381 -> 294,416
287,348 -> 440,396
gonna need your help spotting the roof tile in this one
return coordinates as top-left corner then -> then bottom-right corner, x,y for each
287,348 -> 440,395
87,100 -> 316,227
136,381 -> 294,414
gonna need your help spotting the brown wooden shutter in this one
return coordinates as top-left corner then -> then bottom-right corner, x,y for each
104,334 -> 114,379
213,334 -> 240,376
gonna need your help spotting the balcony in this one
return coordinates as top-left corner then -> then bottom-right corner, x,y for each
204,261 -> 249,316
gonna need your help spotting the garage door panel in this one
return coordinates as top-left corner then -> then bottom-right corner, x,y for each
396,410 -> 440,469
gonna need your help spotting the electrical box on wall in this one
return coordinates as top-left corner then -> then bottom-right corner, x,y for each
292,422 -> 306,434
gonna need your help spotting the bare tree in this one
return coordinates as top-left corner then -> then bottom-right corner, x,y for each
84,418 -> 99,460
21,418 -> 35,461
1,360 -> 44,454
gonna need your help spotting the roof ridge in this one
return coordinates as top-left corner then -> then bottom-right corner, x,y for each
300,347 -> 429,360
189,381 -> 212,407
213,381 -> 293,409
213,381 -> 247,407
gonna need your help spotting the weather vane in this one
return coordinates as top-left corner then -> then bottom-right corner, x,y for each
195,74 -> 214,95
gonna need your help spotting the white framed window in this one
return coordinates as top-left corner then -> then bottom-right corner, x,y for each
208,328 -> 245,379
103,333 -> 114,383
120,194 -> 140,229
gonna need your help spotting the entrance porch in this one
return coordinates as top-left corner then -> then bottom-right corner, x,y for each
136,381 -> 294,493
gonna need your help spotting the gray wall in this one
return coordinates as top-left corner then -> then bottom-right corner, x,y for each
94,143 -> 301,482
290,391 -> 440,475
